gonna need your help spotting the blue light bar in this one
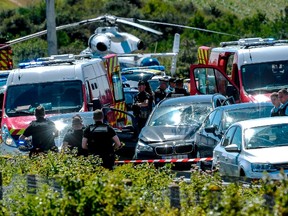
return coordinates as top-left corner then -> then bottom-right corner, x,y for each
19,61 -> 45,69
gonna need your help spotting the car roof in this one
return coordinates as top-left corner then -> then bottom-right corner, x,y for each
158,94 -> 225,107
213,102 -> 273,111
123,87 -> 138,93
234,116 -> 288,129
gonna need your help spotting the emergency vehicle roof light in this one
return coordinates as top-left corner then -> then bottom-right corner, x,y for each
221,37 -> 288,48
19,61 -> 45,68
37,54 -> 75,61
19,53 -> 94,69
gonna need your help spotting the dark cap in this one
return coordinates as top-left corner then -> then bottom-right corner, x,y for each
138,80 -> 145,86
169,78 -> 176,83
72,116 -> 82,125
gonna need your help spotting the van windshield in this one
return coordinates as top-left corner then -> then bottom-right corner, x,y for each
5,80 -> 83,117
241,61 -> 288,93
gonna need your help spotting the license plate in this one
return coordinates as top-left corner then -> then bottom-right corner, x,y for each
162,154 -> 188,159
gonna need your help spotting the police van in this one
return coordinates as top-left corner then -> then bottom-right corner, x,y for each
0,54 -> 128,155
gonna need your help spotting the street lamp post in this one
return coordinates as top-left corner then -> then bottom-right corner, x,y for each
46,0 -> 57,55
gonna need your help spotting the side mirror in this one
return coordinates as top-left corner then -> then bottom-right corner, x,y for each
204,125 -> 217,134
225,144 -> 240,153
226,85 -> 239,102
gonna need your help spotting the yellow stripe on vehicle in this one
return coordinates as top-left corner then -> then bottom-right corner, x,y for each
17,129 -> 25,135
197,47 -> 210,65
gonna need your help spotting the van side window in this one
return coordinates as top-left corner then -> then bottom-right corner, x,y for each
85,80 -> 92,103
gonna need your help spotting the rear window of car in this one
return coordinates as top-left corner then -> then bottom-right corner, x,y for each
223,106 -> 272,130
121,72 -> 155,82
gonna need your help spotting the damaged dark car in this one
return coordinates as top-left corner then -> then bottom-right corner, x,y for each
133,94 -> 231,160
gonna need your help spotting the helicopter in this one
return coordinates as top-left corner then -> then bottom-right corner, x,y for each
0,14 -> 238,74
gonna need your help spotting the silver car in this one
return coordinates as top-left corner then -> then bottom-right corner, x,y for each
213,116 -> 288,180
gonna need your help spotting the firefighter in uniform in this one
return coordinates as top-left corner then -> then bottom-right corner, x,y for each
132,80 -> 151,133
278,88 -> 288,116
154,78 -> 168,105
82,109 -> 122,170
19,105 -> 58,156
62,115 -> 88,156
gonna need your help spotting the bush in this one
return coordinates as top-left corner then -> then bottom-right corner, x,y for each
0,153 -> 288,215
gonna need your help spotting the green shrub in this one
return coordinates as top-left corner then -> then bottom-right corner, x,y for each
1,153 -> 288,215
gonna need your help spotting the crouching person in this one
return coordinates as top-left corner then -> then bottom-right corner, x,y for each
82,109 -> 121,170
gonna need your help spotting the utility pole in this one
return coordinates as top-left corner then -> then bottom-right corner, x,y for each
46,0 -> 57,55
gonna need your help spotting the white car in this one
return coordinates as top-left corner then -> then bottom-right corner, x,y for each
213,116 -> 288,180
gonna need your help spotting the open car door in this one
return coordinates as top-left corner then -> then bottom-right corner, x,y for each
190,64 -> 240,103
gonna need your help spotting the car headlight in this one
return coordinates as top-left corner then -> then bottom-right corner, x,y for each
1,124 -> 17,147
136,139 -> 153,153
184,139 -> 194,145
251,163 -> 277,172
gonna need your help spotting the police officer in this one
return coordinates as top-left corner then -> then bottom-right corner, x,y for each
270,92 -> 282,117
278,88 -> 288,116
167,78 -> 190,98
166,77 -> 176,93
132,80 -> 151,133
19,105 -> 58,156
154,78 -> 168,105
62,115 -> 88,156
174,78 -> 190,96
82,109 -> 122,170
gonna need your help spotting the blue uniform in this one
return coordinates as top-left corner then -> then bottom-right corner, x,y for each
279,101 -> 288,116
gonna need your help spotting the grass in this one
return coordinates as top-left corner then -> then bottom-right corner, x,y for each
1,0 -> 287,21
0,0 -> 17,10
0,0 -> 40,10
193,0 -> 288,20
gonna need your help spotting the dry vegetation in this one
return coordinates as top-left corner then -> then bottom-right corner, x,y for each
0,0 -> 40,10
193,0 -> 287,20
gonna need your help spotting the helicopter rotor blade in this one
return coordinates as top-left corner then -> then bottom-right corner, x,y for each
0,18 -> 99,50
0,15 -> 163,50
137,19 -> 239,37
116,18 -> 163,36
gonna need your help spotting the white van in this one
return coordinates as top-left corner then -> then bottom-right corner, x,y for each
0,54 -> 126,155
